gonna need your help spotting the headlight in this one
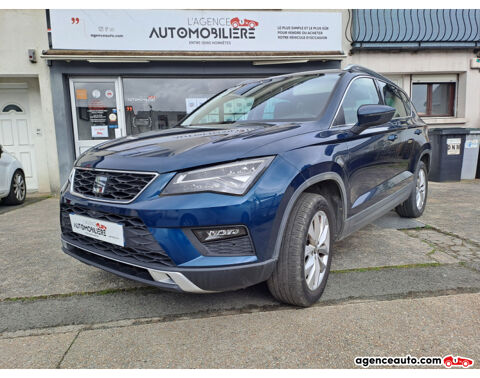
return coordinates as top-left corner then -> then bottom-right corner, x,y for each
162,156 -> 275,196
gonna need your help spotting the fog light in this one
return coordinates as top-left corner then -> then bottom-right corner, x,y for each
193,226 -> 248,243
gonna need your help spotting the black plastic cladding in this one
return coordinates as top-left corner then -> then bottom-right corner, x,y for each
60,203 -> 175,268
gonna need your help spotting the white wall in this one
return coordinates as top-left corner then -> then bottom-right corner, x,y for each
344,50 -> 480,129
0,9 -> 60,193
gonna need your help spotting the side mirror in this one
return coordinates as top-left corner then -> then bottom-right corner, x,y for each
351,105 -> 396,134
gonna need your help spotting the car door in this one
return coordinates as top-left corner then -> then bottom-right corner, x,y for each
333,77 -> 407,217
376,80 -> 413,176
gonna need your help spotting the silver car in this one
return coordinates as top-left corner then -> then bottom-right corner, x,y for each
0,145 -> 26,205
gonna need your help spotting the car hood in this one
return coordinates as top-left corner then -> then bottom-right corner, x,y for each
75,123 -> 312,173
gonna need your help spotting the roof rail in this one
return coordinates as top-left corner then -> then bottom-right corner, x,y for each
343,64 -> 395,85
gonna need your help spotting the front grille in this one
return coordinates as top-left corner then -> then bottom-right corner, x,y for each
72,168 -> 156,202
202,236 -> 255,256
61,203 -> 175,268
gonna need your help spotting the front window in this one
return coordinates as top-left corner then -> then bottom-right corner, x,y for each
333,77 -> 381,126
411,83 -> 455,117
181,73 -> 341,126
377,81 -> 409,119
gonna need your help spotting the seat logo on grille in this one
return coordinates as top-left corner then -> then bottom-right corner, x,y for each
93,175 -> 108,195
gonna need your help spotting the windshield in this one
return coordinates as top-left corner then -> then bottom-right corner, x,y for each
181,73 -> 341,126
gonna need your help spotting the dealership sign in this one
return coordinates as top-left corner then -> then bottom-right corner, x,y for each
48,10 -> 342,52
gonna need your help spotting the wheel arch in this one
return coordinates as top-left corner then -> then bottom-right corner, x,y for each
272,172 -> 347,260
419,149 -> 431,173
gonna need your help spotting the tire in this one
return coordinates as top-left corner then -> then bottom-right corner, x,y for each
396,161 -> 428,218
267,192 -> 335,307
2,169 -> 26,205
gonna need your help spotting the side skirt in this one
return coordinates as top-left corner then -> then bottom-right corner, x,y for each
338,182 -> 414,241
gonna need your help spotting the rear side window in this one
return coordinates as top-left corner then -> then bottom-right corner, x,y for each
333,77 -> 381,126
400,91 -> 412,116
377,81 -> 409,119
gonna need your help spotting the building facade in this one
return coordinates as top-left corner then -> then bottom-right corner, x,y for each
1,9 -> 479,194
0,10 -> 59,193
43,9 -> 348,185
346,9 -> 480,132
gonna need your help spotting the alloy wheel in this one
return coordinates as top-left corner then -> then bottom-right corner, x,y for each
13,173 -> 26,201
304,210 -> 330,290
416,168 -> 426,210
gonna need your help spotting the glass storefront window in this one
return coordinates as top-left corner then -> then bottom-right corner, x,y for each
122,78 -> 254,135
72,81 -> 119,141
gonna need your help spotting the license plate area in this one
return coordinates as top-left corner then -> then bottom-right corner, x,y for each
69,213 -> 125,247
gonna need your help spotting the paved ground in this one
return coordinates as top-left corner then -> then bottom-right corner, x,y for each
0,180 -> 479,368
0,193 -> 51,215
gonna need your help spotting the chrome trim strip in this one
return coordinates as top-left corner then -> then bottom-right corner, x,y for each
148,270 -> 214,293
62,238 -> 214,293
70,167 -> 159,204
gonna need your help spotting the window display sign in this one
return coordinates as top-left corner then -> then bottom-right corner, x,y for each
49,10 -> 342,52
91,125 -> 109,138
73,82 -> 118,141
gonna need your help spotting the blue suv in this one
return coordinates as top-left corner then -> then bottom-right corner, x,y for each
60,65 -> 430,306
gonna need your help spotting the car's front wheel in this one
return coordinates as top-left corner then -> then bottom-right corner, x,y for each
267,192 -> 334,307
2,169 -> 26,205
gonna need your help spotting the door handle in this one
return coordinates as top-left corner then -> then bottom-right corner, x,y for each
388,134 -> 398,141
414,129 -> 422,135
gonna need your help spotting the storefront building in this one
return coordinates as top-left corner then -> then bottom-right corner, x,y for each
43,9 -> 348,185
4,9 -> 477,193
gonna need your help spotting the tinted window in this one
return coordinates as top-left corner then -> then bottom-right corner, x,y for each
377,81 -> 408,118
400,91 -> 412,116
333,77 -> 380,126
182,74 -> 340,126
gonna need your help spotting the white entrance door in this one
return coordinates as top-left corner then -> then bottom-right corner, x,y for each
0,89 -> 38,191
69,77 -> 126,157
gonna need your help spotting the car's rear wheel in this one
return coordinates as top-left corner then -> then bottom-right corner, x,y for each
396,160 -> 428,218
267,192 -> 334,307
2,169 -> 26,205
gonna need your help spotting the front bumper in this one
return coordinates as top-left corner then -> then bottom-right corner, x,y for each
59,156 -> 299,292
62,238 -> 276,292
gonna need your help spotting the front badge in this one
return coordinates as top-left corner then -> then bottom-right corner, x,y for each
93,175 -> 108,195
